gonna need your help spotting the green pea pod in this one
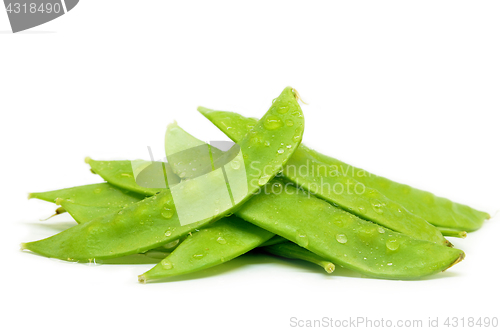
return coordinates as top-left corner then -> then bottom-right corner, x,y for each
198,109 -> 489,232
261,242 -> 335,273
144,121 -> 458,280
29,183 -> 143,205
22,86 -> 305,261
283,147 -> 448,245
30,183 -> 143,223
236,177 -> 464,280
139,216 -> 275,282
31,186 -> 176,264
55,199 -> 123,224
85,159 -> 180,196
198,108 -> 446,245
309,149 -> 489,232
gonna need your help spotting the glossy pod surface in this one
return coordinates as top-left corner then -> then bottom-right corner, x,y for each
154,122 -> 462,280
23,87 -> 304,261
199,108 -> 446,245
85,159 -> 178,196
199,110 -> 489,232
139,216 -> 274,282
30,183 -> 143,224
236,177 -> 464,279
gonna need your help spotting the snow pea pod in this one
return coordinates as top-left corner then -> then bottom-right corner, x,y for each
198,109 -> 488,232
149,121 -> 457,280
29,183 -> 142,205
199,109 -> 446,245
30,183 -> 143,223
303,146 -> 489,232
261,241 -> 335,273
85,159 -> 180,196
22,86 -> 304,261
31,185 -> 177,264
236,177 -> 464,280
139,216 -> 275,282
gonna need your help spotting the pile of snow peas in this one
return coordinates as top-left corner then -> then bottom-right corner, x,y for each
23,87 -> 489,282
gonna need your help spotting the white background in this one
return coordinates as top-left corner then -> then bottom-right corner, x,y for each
1,1 -> 499,330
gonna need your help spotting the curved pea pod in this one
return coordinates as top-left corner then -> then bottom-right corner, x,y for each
198,109 -> 489,232
303,147 -> 490,232
55,198 -> 122,225
235,177 -> 464,280
261,242 -> 335,274
85,159 -> 180,196
30,183 -> 143,223
22,87 -> 305,261
198,109 -> 447,246
139,216 -> 274,282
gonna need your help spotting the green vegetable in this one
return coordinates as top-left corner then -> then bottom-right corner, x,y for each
143,122 -> 462,280
236,177 -> 464,280
85,159 -> 179,196
139,216 -> 274,282
198,109 -> 489,232
30,183 -> 143,223
22,87 -> 304,261
21,87 -> 473,282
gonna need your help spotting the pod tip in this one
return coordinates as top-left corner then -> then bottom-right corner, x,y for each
84,157 -> 92,164
197,106 -> 212,115
138,275 -> 147,284
445,252 -> 466,271
324,263 -> 335,274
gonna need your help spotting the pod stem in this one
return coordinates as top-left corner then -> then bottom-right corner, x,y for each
291,88 -> 308,105
438,227 -> 467,239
